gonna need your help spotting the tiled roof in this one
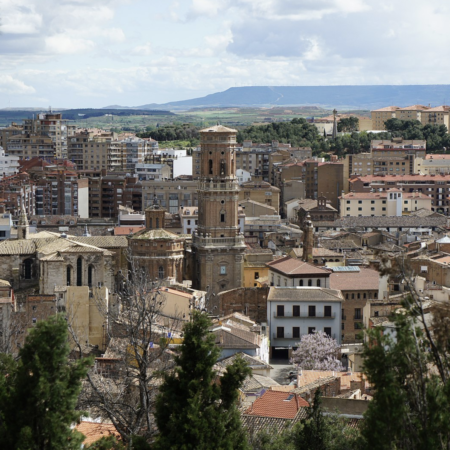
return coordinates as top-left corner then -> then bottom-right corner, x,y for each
217,352 -> 273,371
75,421 -> 120,446
244,390 -> 309,419
351,173 -> 450,182
372,106 -> 400,112
212,326 -> 259,349
73,236 -> 129,248
0,279 -> 11,287
330,267 -> 379,291
0,240 -> 36,255
241,374 -> 280,393
267,256 -> 331,276
131,228 -> 182,240
200,125 -> 237,133
241,411 -> 307,436
114,226 -> 145,236
314,215 -> 447,229
340,191 -> 430,200
268,287 -> 344,302
293,370 -> 368,391
398,104 -> 429,111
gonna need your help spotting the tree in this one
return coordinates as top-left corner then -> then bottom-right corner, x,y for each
76,255 -> 179,446
0,315 -> 92,450
291,331 -> 343,371
360,258 -> 450,449
337,116 -> 359,133
154,311 -> 251,450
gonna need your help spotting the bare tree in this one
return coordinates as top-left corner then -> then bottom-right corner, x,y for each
73,253 -> 184,446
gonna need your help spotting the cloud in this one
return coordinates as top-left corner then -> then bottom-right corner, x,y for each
45,35 -> 95,54
132,42 -> 153,56
0,75 -> 36,94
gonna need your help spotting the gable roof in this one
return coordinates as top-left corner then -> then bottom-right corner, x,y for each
329,267 -> 380,292
241,374 -> 280,393
244,390 -> 309,419
267,256 -> 331,276
212,326 -> 259,350
217,352 -> 273,371
268,286 -> 344,302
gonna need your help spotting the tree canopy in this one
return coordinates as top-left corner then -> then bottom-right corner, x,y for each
154,311 -> 251,450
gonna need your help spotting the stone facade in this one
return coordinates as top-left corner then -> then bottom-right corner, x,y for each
192,125 -> 246,295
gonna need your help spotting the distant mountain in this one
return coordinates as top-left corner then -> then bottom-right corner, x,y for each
133,85 -> 450,111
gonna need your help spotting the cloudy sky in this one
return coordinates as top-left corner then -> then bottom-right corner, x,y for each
1,0 -> 449,108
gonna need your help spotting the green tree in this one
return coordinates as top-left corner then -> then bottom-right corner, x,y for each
154,311 -> 251,450
337,116 -> 359,132
0,315 -> 92,450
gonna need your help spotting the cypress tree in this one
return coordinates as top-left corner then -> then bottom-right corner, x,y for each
0,315 -> 92,449
154,311 -> 251,450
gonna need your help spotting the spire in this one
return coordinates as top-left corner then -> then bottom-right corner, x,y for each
17,201 -> 29,240
332,109 -> 338,140
82,225 -> 91,237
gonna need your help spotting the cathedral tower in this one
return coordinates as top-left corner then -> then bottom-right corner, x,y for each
17,201 -> 29,240
192,125 -> 246,295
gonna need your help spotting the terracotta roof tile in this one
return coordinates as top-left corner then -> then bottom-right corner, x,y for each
267,256 -> 331,276
75,421 -> 120,446
329,268 -> 379,291
244,390 -> 309,419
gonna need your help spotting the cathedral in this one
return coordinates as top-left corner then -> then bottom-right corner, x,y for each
191,125 -> 246,295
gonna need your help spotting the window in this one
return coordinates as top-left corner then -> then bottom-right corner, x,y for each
308,305 -> 316,317
341,322 -> 345,330
354,322 -> 363,330
23,259 -> 33,280
308,279 -> 312,286
299,279 -> 303,286
293,305 -> 300,317
354,308 -> 362,320
77,257 -> 82,286
254,272 -> 259,280
374,311 -> 379,317
316,279 -> 321,287
293,327 -> 300,339
324,306 -> 332,317
66,266 -> 71,286
277,305 -> 285,317
277,327 -> 284,338
209,159 -> 213,174
220,213 -> 225,222
308,327 -> 316,334
88,265 -> 93,287
324,327 -> 332,337
158,266 -> 164,279
220,265 -> 227,275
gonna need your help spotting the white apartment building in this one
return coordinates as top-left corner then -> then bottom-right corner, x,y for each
415,154 -> 450,175
340,188 -> 432,217
135,163 -> 171,181
267,286 -> 343,358
0,147 -> 20,178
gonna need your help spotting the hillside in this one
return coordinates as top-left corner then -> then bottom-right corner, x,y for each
135,85 -> 450,110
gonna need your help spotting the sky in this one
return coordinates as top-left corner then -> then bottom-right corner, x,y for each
1,0 -> 450,108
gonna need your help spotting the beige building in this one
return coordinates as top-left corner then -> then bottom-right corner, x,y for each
340,189 -> 432,217
6,134 -> 55,160
415,154 -> 450,175
371,105 -> 450,131
238,180 -> 280,214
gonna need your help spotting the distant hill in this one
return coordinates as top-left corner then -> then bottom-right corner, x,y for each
58,108 -> 174,120
133,85 -> 450,110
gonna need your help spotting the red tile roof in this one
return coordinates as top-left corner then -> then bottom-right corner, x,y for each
329,268 -> 379,291
245,390 -> 309,419
267,256 -> 330,276
114,226 -> 145,236
75,421 -> 120,445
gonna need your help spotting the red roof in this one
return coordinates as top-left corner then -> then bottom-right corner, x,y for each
114,226 -> 145,236
245,390 -> 309,419
75,421 -> 120,445
267,256 -> 330,276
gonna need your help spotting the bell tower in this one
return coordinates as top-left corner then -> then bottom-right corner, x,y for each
192,125 -> 245,295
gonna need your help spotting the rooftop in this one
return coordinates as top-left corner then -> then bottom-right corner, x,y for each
267,256 -> 331,276
329,267 -> 380,292
267,286 -> 344,303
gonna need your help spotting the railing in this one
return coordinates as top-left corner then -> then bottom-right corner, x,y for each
273,311 -> 335,319
272,332 -> 336,340
193,235 -> 246,248
198,181 -> 239,191
354,315 -> 363,320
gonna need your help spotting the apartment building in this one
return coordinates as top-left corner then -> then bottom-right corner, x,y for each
0,123 -> 23,149
120,137 -> 150,171
0,147 -> 20,178
6,134 -> 55,160
238,181 -> 280,214
267,286 -> 343,357
89,175 -> 142,218
349,173 -> 450,213
141,179 -> 198,214
0,173 -> 35,216
146,148 -> 192,178
340,189 -> 432,217
371,105 -> 450,131
23,113 -> 70,159
415,154 -> 450,175
135,163 -> 171,181
68,130 -> 125,171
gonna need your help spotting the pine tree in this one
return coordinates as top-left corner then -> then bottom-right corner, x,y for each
154,311 -> 251,450
0,315 -> 92,450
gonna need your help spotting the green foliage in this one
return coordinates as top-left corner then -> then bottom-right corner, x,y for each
338,116 -> 359,132
0,315 -> 93,450
138,123 -> 200,144
85,435 -> 125,450
154,311 -> 251,450
360,296 -> 450,449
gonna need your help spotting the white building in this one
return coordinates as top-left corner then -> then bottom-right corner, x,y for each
135,163 -> 171,181
0,147 -> 20,178
236,169 -> 252,184
267,286 -> 343,358
0,212 -> 13,241
340,188 -> 432,217
172,156 -> 193,178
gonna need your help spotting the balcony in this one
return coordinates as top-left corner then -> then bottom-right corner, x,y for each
272,332 -> 336,341
193,234 -> 246,248
273,311 -> 335,319
198,181 -> 239,192
354,315 -> 363,320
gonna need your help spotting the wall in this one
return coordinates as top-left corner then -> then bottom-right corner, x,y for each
218,287 -> 269,323
172,156 -> 193,178
78,179 -> 89,218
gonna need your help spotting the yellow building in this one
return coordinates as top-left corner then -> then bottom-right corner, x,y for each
243,248 -> 273,287
371,106 -> 399,130
415,154 -> 450,175
239,181 -> 280,214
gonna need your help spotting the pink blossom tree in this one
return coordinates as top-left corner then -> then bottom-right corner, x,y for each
291,331 -> 343,371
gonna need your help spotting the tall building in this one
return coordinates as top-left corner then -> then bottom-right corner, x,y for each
192,125 -> 246,295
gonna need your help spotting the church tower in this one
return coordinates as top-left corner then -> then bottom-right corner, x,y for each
302,213 -> 314,262
192,125 -> 246,295
17,201 -> 29,240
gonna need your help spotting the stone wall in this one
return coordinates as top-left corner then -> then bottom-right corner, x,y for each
218,287 -> 269,323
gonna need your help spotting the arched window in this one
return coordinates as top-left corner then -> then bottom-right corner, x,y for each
209,159 -> 213,175
308,279 -> 312,287
23,258 -> 33,279
77,257 -> 82,286
299,279 -> 303,286
158,266 -> 164,279
67,266 -> 72,286
88,265 -> 94,287
317,279 -> 321,287
220,211 -> 225,223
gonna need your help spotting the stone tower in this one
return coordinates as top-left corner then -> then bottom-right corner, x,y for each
145,196 -> 165,229
17,201 -> 29,240
302,213 -> 314,262
192,125 -> 246,295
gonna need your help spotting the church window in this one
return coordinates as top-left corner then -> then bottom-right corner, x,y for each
220,213 -> 225,223
220,265 -> 227,275
77,257 -> 82,286
308,279 -> 312,286
149,218 -> 153,229
209,160 -> 213,174
317,279 -> 321,287
158,266 -> 164,279
299,279 -> 303,286
23,258 -> 33,280
156,218 -> 160,228
67,266 -> 72,286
